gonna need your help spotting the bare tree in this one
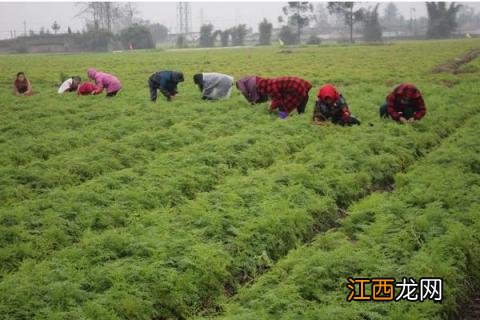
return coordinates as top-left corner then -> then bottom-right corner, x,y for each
76,2 -> 125,32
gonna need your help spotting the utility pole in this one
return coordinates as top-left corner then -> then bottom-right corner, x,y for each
409,7 -> 417,38
412,8 -> 417,38
23,21 -> 27,36
177,3 -> 192,35
177,3 -> 184,34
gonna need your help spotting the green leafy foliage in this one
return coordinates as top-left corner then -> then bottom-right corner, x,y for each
0,39 -> 479,319
215,109 -> 480,320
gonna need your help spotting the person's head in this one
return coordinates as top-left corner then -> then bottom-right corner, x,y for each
317,84 -> 339,105
16,72 -> 26,82
193,73 -> 203,91
78,82 -> 97,95
87,68 -> 97,80
176,72 -> 184,83
323,96 -> 334,105
193,73 -> 202,85
400,85 -> 420,104
72,76 -> 81,85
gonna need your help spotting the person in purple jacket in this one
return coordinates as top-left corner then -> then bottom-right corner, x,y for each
87,68 -> 122,97
236,76 -> 268,105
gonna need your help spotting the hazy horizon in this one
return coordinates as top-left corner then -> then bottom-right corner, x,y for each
1,2 -> 479,40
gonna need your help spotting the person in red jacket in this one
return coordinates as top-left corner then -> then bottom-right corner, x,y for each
256,76 -> 312,119
77,82 -> 100,95
313,84 -> 360,126
380,83 -> 426,124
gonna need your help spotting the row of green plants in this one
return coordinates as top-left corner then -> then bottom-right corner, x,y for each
1,40 -> 479,319
214,113 -> 480,320
0,95 -> 277,206
0,79 -> 477,319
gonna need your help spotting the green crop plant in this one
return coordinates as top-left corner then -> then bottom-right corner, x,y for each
0,39 -> 479,319
213,115 -> 480,320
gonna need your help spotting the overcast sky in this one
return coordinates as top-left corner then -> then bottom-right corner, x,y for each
1,2 -> 479,39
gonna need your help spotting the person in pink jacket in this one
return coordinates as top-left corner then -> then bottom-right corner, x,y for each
87,68 -> 122,97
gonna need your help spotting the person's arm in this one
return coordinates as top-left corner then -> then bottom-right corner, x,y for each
312,100 -> 326,122
413,96 -> 426,120
12,82 -> 20,96
269,98 -> 282,111
339,97 -> 352,123
149,82 -> 158,102
159,88 -> 172,101
93,80 -> 104,95
202,80 -> 216,98
24,79 -> 33,95
386,92 -> 401,121
167,80 -> 179,97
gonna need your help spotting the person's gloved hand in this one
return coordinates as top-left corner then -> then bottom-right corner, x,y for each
279,111 -> 288,119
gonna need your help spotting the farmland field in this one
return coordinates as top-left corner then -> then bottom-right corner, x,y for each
0,39 -> 479,320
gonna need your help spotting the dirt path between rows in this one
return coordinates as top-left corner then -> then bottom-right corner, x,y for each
432,48 -> 480,74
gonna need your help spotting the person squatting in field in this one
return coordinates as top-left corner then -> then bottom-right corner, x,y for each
193,72 -> 234,100
313,84 -> 361,126
58,76 -> 81,94
148,71 -> 184,102
256,76 -> 312,119
380,83 -> 426,123
236,76 -> 269,105
13,72 -> 34,96
87,68 -> 122,97
77,82 -> 101,95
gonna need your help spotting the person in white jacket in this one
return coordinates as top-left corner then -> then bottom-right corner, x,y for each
193,73 -> 234,100
58,76 -> 81,94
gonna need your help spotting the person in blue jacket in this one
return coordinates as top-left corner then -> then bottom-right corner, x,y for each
148,71 -> 184,102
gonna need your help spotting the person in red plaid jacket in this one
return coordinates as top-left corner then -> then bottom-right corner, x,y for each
380,83 -> 426,124
313,84 -> 360,126
256,76 -> 312,118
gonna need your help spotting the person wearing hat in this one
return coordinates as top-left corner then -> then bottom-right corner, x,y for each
193,72 -> 234,100
380,83 -> 426,123
148,71 -> 184,102
256,76 -> 312,119
313,84 -> 360,126
58,76 -> 81,94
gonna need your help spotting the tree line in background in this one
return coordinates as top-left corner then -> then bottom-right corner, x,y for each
3,1 -> 480,53
7,2 -> 169,52
196,1 -> 477,48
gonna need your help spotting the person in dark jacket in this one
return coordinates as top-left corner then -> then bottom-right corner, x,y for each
313,84 -> 360,126
380,83 -> 426,123
149,71 -> 184,102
